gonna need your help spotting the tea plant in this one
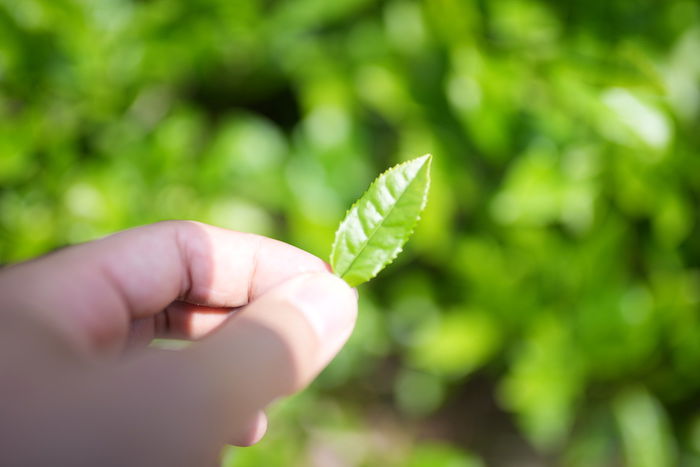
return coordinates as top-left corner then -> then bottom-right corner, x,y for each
330,155 -> 432,287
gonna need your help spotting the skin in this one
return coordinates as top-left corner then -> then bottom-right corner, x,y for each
0,221 -> 358,466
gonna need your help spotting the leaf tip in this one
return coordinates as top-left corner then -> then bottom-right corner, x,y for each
416,153 -> 432,166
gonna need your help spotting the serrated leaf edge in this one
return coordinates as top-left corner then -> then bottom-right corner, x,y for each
330,154 -> 432,285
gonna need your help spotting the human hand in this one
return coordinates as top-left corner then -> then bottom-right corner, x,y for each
0,221 -> 357,466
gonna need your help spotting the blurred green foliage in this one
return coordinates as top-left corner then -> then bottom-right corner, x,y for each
1,0 -> 700,465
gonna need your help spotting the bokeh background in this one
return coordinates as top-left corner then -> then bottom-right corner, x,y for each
1,0 -> 699,465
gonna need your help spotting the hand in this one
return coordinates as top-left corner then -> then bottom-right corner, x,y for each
0,221 -> 357,466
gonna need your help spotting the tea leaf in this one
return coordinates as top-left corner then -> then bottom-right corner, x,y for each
331,154 -> 432,287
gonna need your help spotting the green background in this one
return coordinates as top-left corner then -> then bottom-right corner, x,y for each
1,0 -> 699,465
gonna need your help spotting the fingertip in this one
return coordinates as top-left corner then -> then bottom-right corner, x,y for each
284,272 -> 358,370
178,271 -> 358,416
288,272 -> 358,347
228,411 -> 268,447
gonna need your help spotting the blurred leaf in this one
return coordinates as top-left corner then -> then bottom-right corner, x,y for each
405,442 -> 484,467
613,387 -> 676,467
394,368 -> 445,417
500,317 -> 584,450
410,309 -> 501,378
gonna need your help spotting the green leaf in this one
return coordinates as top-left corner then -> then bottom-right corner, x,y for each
613,387 -> 676,467
330,154 -> 432,287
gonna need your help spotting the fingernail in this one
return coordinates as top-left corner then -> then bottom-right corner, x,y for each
291,273 -> 357,343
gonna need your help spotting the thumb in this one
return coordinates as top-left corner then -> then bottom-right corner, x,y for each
191,271 -> 358,411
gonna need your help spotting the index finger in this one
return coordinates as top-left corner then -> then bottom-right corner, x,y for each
0,221 -> 329,352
